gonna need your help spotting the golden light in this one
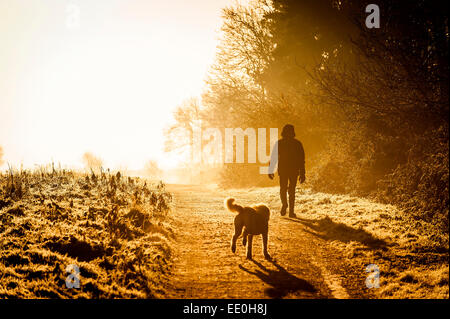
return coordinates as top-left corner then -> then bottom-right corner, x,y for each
0,0 -> 233,171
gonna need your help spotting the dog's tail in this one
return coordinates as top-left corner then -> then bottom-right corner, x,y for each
225,197 -> 244,214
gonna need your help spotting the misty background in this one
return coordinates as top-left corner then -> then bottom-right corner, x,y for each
0,0 -> 233,170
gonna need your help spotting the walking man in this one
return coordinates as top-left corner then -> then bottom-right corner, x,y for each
268,124 -> 305,217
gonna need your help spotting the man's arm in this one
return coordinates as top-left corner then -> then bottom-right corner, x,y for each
268,141 -> 279,179
299,142 -> 305,183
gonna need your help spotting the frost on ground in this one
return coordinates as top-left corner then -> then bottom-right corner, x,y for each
0,167 -> 173,298
0,167 -> 447,299
233,186 -> 449,299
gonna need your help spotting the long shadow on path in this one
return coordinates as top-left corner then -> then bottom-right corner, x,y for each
239,259 -> 316,298
286,216 -> 387,250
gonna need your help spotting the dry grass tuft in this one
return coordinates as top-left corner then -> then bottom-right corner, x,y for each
0,166 -> 173,298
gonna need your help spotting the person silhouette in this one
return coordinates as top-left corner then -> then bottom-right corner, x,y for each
268,124 -> 305,217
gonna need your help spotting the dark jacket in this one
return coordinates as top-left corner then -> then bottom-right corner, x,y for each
268,137 -> 305,177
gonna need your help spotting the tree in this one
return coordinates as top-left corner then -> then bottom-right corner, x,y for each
304,0 -> 449,223
202,0 -> 274,129
167,0 -> 347,186
310,0 -> 449,132
262,0 -> 356,93
164,97 -> 202,164
204,0 -> 346,157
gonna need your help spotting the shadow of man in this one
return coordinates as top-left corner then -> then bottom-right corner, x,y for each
290,216 -> 388,250
239,259 -> 316,298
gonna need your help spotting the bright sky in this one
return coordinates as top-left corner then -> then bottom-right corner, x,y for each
0,0 -> 235,170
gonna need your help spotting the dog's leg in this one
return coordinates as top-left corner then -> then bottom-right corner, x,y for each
242,228 -> 248,246
231,220 -> 243,254
246,234 -> 253,259
262,232 -> 271,260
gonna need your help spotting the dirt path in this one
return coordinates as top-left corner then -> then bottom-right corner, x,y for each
165,184 -> 374,299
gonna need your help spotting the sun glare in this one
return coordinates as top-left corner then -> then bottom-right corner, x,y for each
0,0 -> 231,171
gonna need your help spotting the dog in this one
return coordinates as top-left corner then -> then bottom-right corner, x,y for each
225,197 -> 271,260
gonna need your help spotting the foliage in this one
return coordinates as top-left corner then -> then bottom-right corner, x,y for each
0,166 -> 173,298
166,0 -> 448,234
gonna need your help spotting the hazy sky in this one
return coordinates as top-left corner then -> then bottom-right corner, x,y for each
0,0 -> 237,170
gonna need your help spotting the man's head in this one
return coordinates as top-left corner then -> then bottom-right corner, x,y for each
281,124 -> 295,138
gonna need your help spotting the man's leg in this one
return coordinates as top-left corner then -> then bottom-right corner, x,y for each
246,234 -> 254,260
288,173 -> 298,217
279,175 -> 288,216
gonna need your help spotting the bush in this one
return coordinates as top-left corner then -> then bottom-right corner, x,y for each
310,124 -> 449,234
376,126 -> 449,231
0,166 -> 174,298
